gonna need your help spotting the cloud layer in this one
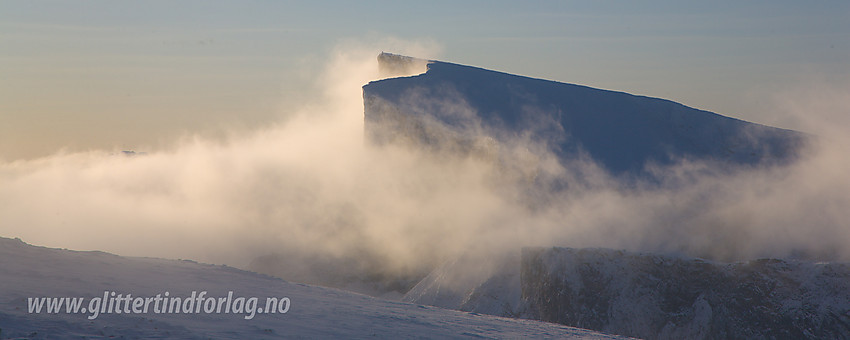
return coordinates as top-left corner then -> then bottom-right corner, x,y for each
1,42 -> 848,286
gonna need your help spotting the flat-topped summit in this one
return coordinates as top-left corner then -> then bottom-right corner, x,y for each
364,54 -> 806,176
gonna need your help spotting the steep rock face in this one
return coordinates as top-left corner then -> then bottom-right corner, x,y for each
363,54 -> 806,176
521,248 -> 850,339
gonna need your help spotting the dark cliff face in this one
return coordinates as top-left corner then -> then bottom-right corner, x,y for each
521,248 -> 850,340
363,57 -> 806,177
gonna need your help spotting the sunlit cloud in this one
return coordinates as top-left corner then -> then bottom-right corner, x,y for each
1,40 -> 848,294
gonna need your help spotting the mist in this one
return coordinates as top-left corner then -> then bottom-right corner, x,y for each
2,42 -> 849,290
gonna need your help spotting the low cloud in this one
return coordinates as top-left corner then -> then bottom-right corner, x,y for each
1,41 -> 848,288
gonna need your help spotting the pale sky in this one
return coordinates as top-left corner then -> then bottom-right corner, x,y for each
1,1 -> 848,161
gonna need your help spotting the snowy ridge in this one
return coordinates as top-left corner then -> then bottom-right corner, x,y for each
0,237 -> 628,339
522,247 -> 850,339
405,247 -> 850,340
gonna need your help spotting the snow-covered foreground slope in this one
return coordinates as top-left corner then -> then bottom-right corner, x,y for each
0,237 -> 628,339
404,247 -> 850,340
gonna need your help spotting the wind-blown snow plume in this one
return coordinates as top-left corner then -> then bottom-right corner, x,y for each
1,42 -> 848,292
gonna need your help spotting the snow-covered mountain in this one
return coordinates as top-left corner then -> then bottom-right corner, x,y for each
0,237 -> 627,339
363,53 -> 805,176
238,54 -> 833,339
255,53 -> 812,301
404,247 -> 850,340
358,54 -> 847,339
